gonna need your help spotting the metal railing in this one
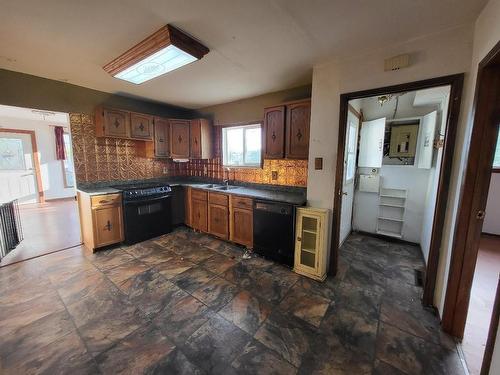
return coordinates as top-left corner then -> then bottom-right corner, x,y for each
0,199 -> 23,261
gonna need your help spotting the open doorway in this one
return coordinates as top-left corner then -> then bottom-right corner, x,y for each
0,104 -> 81,265
331,74 -> 464,311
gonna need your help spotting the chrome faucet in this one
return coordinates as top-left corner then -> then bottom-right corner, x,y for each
223,179 -> 229,187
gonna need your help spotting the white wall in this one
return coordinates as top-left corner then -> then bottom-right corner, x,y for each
0,107 -> 75,200
307,23 -> 474,269
484,174 -> 500,235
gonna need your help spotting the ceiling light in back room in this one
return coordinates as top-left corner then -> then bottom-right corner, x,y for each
103,24 -> 209,85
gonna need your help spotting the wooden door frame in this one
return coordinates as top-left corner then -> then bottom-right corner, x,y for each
0,128 -> 44,203
330,74 -> 464,311
442,40 -> 500,339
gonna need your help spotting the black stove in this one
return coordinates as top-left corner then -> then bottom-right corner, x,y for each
112,183 -> 172,201
112,183 -> 173,244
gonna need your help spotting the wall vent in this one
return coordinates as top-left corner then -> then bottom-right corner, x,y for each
384,54 -> 410,71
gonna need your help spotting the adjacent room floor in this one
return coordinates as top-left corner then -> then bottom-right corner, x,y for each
462,234 -> 500,375
0,199 -> 81,266
0,230 -> 464,374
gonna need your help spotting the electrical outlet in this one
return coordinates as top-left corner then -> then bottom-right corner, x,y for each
162,167 -> 168,174
272,171 -> 278,180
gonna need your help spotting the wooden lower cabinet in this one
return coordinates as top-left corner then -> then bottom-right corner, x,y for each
78,191 -> 124,251
230,206 -> 253,247
209,203 -> 229,239
191,198 -> 208,232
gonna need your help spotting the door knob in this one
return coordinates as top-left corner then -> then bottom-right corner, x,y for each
477,210 -> 486,220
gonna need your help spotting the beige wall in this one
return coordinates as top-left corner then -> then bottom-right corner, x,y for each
197,85 -> 311,125
306,23 -> 475,314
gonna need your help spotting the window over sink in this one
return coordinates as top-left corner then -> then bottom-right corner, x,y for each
222,124 -> 262,167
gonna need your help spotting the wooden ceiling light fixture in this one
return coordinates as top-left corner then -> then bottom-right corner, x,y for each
103,24 -> 209,84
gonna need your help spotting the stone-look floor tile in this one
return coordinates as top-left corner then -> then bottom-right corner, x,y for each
229,339 -> 297,375
192,277 -> 239,311
376,323 -> 465,375
95,324 -> 175,374
249,269 -> 298,304
384,279 -> 422,308
87,247 -> 136,272
183,314 -> 251,374
2,330 -> 98,375
372,359 -> 408,375
0,310 -> 75,365
222,262 -> 262,289
103,258 -> 151,291
242,255 -> 275,271
0,287 -> 66,336
331,281 -> 383,321
172,266 -> 216,293
56,269 -> 110,306
380,298 -> 442,346
177,244 -> 217,264
122,240 -> 164,259
293,276 -> 335,301
209,240 -> 244,258
201,253 -> 239,275
343,260 -> 386,295
254,311 -> 316,368
150,348 -> 206,375
279,284 -> 330,327
154,258 -> 195,279
133,248 -> 177,266
125,269 -> 188,318
219,290 -> 273,335
319,305 -> 378,359
154,295 -> 214,346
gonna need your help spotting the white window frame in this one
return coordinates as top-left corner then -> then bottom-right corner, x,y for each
61,132 -> 75,188
222,124 -> 262,168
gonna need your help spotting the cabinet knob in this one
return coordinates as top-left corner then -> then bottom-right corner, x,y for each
296,129 -> 302,140
271,131 -> 276,142
297,237 -> 302,242
178,135 -> 182,143
105,220 -> 112,231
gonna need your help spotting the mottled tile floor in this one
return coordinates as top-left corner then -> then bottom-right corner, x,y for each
0,229 -> 465,374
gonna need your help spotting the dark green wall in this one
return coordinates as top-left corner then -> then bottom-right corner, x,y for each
0,69 -> 194,117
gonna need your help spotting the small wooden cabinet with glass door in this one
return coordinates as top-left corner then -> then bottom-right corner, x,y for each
294,207 -> 329,281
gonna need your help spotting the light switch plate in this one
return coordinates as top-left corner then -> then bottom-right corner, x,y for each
314,157 -> 323,170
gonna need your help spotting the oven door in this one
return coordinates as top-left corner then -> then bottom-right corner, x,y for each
122,194 -> 172,245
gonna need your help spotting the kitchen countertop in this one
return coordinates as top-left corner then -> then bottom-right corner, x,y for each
77,178 -> 306,205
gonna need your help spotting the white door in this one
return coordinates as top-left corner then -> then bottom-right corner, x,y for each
417,111 -> 437,169
358,117 -> 386,168
0,132 -> 39,204
339,109 -> 360,245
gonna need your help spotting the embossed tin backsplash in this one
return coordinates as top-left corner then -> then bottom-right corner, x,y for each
70,113 -> 307,187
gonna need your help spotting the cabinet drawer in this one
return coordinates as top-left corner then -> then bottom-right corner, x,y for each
209,192 -> 228,207
232,196 -> 253,210
191,189 -> 208,201
91,194 -> 122,208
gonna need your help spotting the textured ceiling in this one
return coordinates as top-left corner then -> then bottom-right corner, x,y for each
0,0 -> 487,109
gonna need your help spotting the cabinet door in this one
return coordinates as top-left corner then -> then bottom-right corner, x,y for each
231,208 -> 253,247
103,108 -> 129,138
358,117 -> 386,168
170,120 -> 190,158
209,204 -> 229,239
191,199 -> 208,232
130,113 -> 153,140
296,214 -> 320,272
93,205 -> 123,247
190,120 -> 202,159
154,117 -> 169,157
417,111 -> 437,169
286,101 -> 310,159
263,106 -> 285,159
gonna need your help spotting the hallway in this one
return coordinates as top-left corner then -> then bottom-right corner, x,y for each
0,199 -> 80,266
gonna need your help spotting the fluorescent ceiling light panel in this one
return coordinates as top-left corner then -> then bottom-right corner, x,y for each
103,24 -> 209,84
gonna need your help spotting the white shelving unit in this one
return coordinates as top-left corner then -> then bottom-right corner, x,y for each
376,187 -> 407,239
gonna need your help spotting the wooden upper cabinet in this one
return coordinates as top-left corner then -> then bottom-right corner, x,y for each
170,120 -> 191,158
154,117 -> 169,157
285,100 -> 311,159
96,107 -> 130,138
190,119 -> 213,159
263,106 -> 285,159
130,112 -> 153,140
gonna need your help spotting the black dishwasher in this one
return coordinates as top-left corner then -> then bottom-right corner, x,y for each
253,200 -> 295,267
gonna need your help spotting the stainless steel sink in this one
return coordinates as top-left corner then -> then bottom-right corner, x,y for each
199,184 -> 222,189
214,185 -> 239,191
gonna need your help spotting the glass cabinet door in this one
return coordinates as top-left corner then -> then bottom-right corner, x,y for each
299,215 -> 319,269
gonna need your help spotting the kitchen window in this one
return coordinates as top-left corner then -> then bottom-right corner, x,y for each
222,124 -> 262,167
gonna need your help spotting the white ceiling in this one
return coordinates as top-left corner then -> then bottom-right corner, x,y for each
0,0 -> 487,109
